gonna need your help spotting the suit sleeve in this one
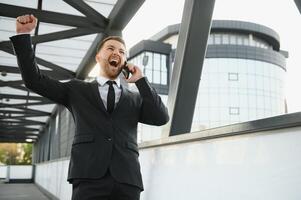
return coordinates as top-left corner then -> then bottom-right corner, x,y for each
10,34 -> 71,106
135,77 -> 169,126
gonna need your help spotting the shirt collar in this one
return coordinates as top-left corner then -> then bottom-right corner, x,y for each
96,75 -> 121,88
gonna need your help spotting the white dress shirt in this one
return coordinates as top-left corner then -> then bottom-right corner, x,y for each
96,76 -> 122,109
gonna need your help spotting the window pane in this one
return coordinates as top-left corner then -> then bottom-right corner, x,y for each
154,53 -> 161,70
154,70 -> 160,84
161,55 -> 167,72
145,69 -> 153,82
161,71 -> 167,85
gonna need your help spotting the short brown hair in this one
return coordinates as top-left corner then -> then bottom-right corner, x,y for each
96,36 -> 126,53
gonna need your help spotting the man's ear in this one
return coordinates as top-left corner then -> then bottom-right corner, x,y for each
95,53 -> 99,62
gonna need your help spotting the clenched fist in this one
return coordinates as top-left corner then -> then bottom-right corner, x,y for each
16,14 -> 37,34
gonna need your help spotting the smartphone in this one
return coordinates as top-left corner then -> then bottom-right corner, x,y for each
121,61 -> 131,79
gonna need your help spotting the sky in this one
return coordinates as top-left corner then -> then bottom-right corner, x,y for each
123,0 -> 301,113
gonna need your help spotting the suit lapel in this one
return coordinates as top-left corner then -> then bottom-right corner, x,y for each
90,80 -> 108,115
113,85 -> 127,113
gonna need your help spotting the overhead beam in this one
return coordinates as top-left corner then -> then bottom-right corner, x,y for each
63,0 -> 108,28
0,127 -> 39,132
0,80 -> 23,87
0,104 -> 51,115
0,110 -> 34,114
0,46 -> 75,77
0,65 -> 73,79
164,0 -> 215,136
0,109 -> 50,115
0,93 -> 47,101
0,127 -> 40,132
1,120 -> 45,125
295,0 -> 301,14
0,101 -> 53,108
0,80 -> 29,92
0,3 -> 103,29
76,0 -> 145,79
31,28 -> 100,44
0,113 -> 50,119
0,132 -> 39,137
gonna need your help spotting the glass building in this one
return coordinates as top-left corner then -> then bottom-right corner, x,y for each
128,20 -> 288,142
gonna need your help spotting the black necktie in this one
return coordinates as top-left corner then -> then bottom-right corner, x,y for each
106,81 -> 115,113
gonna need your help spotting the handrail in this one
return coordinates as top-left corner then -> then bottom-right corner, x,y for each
139,112 -> 301,149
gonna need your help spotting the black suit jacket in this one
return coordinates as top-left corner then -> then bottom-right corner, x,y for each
10,34 -> 169,190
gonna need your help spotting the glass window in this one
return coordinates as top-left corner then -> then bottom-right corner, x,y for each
153,53 -> 161,71
230,35 -> 236,44
228,72 -> 239,81
145,52 -> 153,70
222,34 -> 229,44
161,55 -> 167,72
237,36 -> 243,45
145,69 -> 153,82
161,71 -> 167,85
214,34 -> 221,44
154,70 -> 160,84
208,35 -> 213,44
243,37 -> 249,46
229,107 -> 240,115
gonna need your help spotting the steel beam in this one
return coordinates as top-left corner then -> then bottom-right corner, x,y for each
76,0 -> 145,79
0,93 -> 47,101
164,0 -> 215,136
0,104 -> 51,115
63,0 -> 108,28
1,46 -> 75,78
0,3 -> 103,29
0,65 -> 72,79
295,0 -> 301,14
31,28 -> 100,44
1,120 -> 45,125
0,80 -> 23,87
0,132 -> 39,136
0,101 -> 53,108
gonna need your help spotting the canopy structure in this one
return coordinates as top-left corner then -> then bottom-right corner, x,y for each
0,0 -> 144,143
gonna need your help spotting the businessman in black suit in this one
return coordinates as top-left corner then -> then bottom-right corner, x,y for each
11,14 -> 169,200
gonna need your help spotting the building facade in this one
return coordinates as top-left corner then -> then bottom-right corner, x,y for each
128,20 -> 288,142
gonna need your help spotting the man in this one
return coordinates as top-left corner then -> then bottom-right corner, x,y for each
10,14 -> 169,200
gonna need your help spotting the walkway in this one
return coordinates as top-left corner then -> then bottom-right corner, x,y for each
0,182 -> 49,200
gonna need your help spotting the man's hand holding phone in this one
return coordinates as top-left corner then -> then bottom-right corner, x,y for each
122,62 -> 143,83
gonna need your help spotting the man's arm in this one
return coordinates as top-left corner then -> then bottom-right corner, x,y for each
10,15 -> 71,106
125,63 -> 169,126
135,77 -> 169,126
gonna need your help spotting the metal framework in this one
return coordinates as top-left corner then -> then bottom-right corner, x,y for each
0,0 -> 145,143
295,0 -> 301,13
164,0 -> 216,136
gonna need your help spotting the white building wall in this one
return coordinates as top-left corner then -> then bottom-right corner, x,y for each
34,126 -> 301,200
35,159 -> 72,200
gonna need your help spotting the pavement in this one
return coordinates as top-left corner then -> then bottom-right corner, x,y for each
0,182 -> 49,200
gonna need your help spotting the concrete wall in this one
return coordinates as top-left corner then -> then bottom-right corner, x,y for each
35,125 -> 301,200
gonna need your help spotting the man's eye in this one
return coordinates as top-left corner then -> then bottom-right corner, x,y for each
120,51 -> 125,55
108,47 -> 114,50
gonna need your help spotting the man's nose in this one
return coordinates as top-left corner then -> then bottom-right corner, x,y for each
112,49 -> 120,55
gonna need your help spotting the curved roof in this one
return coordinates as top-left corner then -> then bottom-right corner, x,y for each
150,20 -> 280,50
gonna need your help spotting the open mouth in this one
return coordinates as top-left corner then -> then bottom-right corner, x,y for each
109,56 -> 120,67
109,60 -> 118,67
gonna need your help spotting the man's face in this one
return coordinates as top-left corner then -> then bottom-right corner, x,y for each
95,39 -> 126,79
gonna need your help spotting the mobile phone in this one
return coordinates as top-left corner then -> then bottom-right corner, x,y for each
121,61 -> 131,79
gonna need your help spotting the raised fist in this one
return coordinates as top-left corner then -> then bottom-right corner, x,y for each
16,14 -> 37,34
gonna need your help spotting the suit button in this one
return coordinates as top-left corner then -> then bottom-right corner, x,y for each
107,138 -> 112,141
